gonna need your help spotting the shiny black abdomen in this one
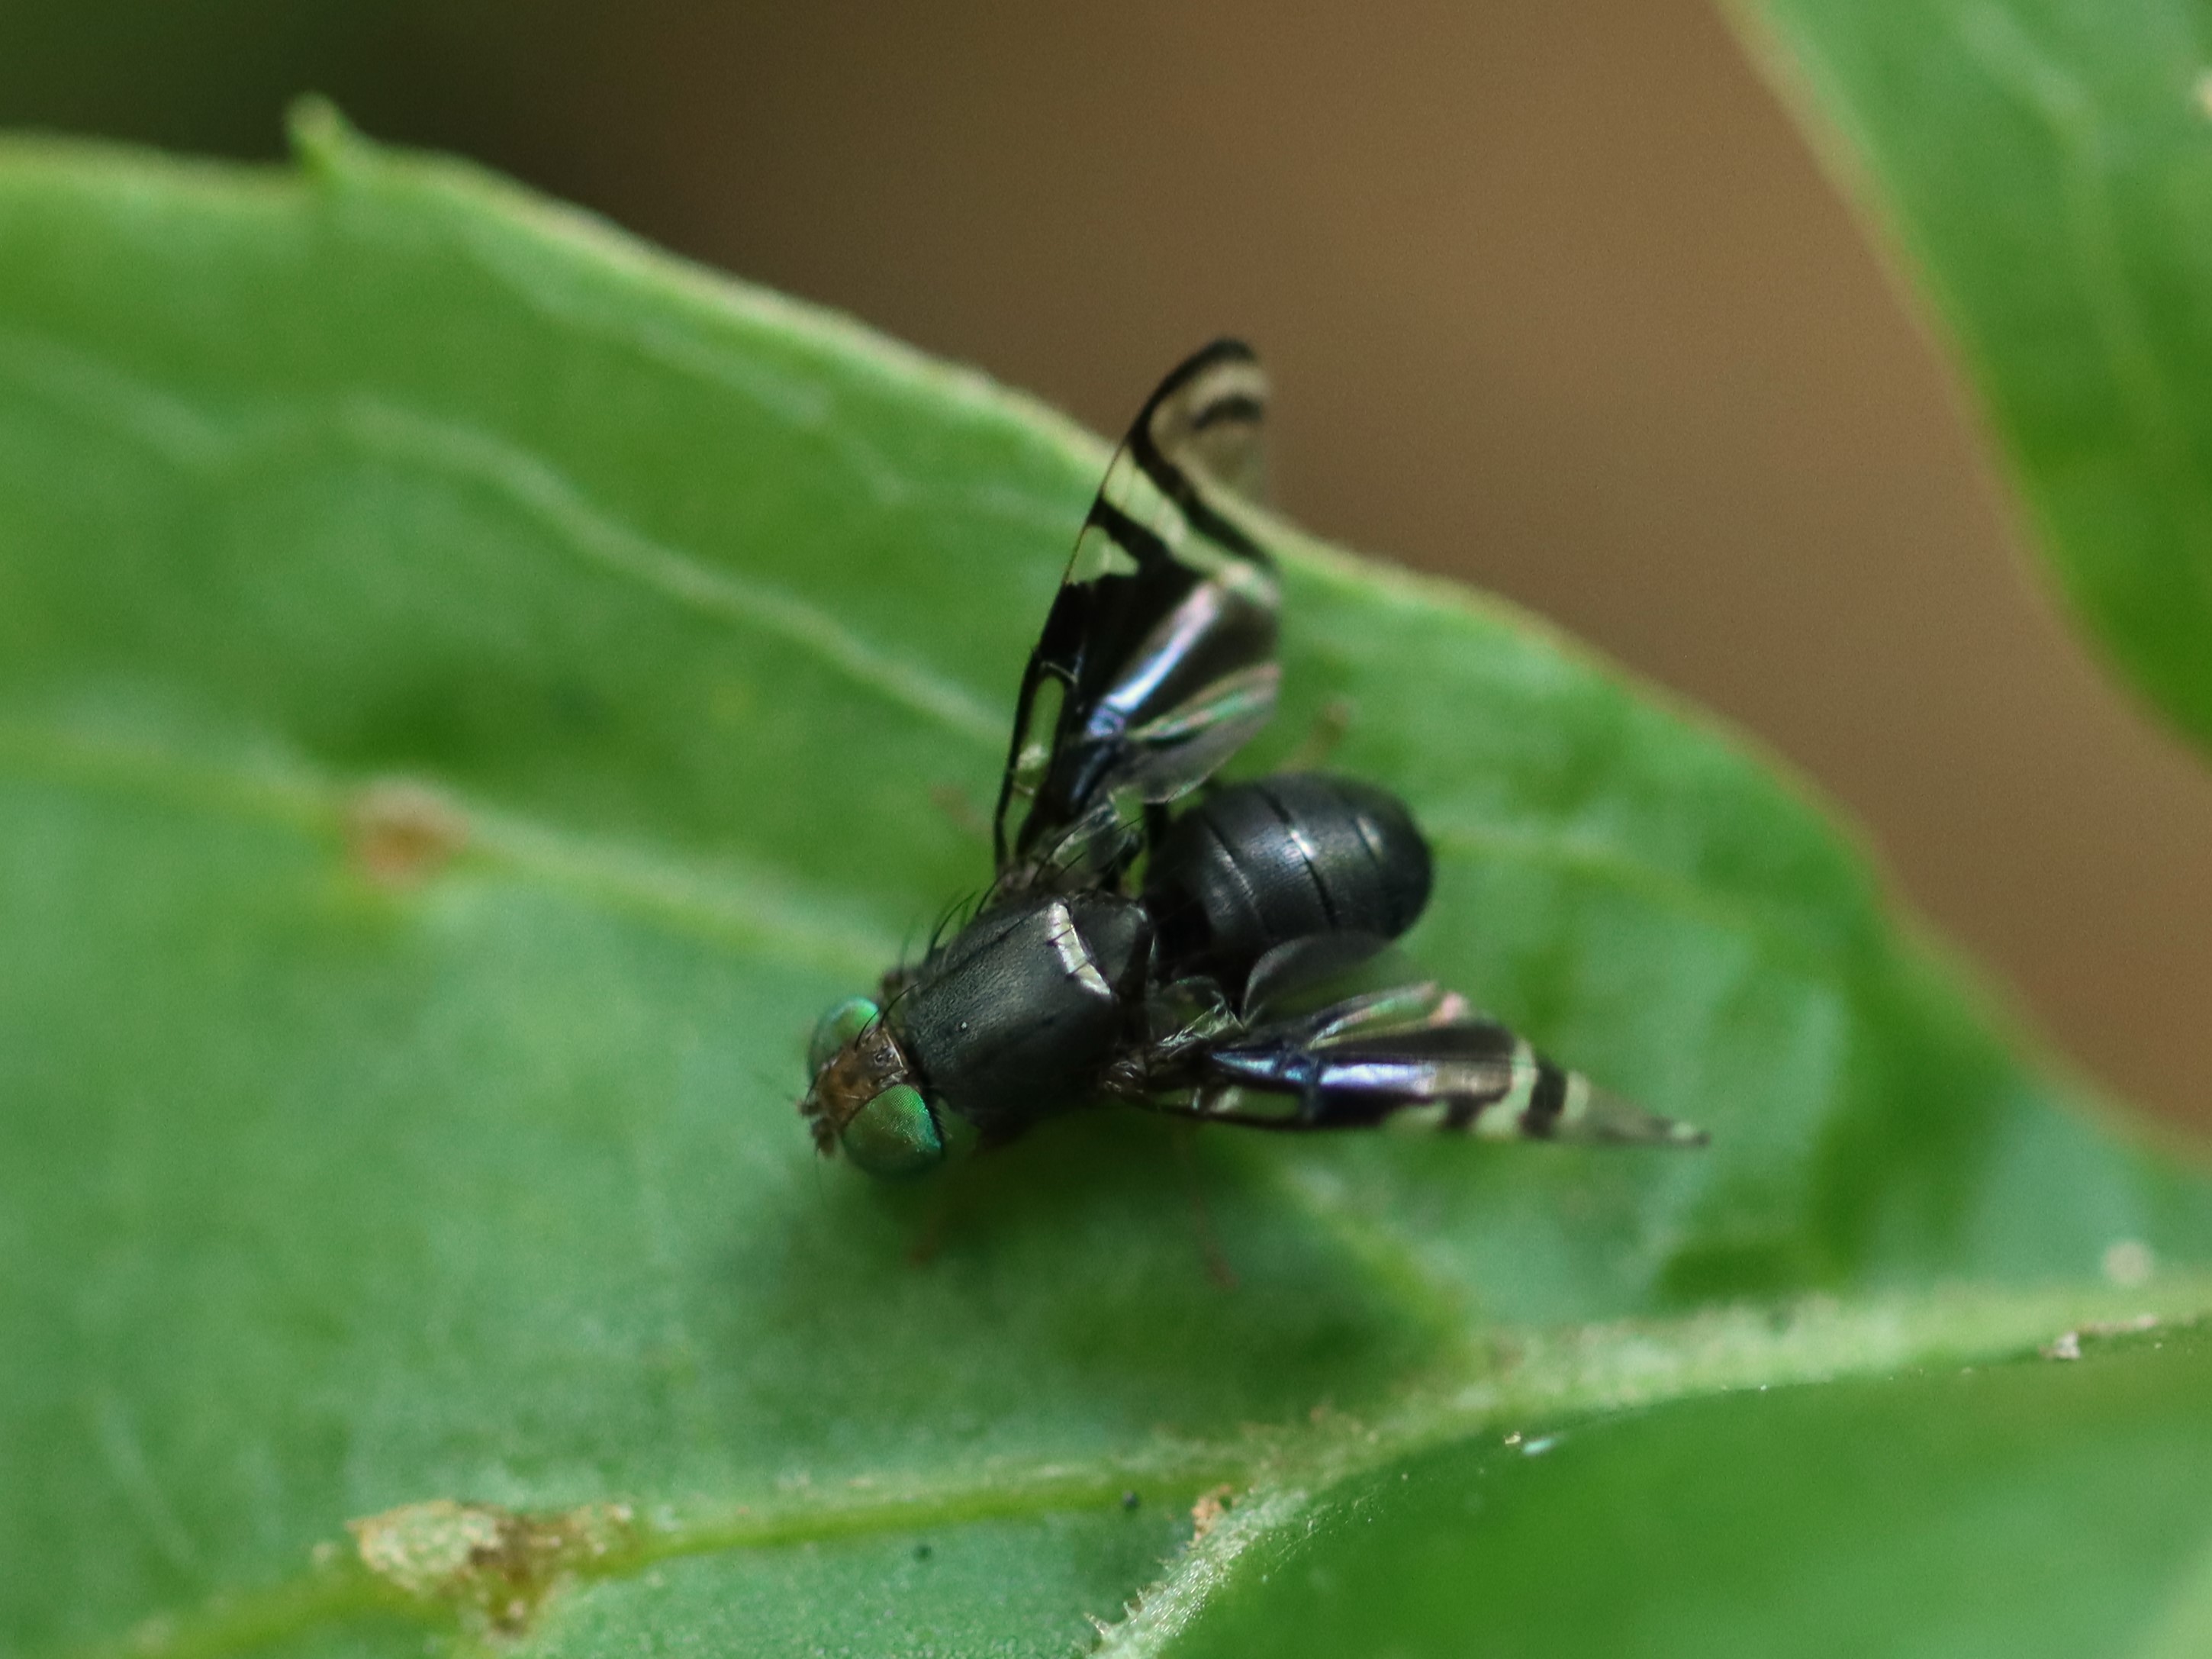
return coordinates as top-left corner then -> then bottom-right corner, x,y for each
890,892 -> 1151,1133
1142,772 -> 1432,990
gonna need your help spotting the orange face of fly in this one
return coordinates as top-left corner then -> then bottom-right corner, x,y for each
800,997 -> 945,1177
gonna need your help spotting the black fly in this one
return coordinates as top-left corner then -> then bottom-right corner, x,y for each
801,342 -> 1705,1176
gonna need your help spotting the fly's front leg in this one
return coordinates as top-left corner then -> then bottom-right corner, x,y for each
1096,1052 -> 1151,1103
1275,696 -> 1353,772
928,781 -> 990,840
1170,1119 -> 1238,1290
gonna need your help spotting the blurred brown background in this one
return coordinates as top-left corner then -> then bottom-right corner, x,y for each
9,0 -> 2210,1127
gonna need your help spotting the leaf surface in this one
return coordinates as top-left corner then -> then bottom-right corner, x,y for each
1158,1324 -> 2212,1659
2,109 -> 2208,1657
1728,0 -> 2212,754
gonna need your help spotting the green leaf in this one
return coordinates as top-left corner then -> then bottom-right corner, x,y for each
2,108 -> 2207,1657
1724,0 -> 2212,755
1157,1322 -> 2212,1659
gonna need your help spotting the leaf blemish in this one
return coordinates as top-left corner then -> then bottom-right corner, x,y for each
348,1498 -> 636,1635
346,780 -> 468,889
2043,1313 -> 2162,1361
2103,1239 -> 2155,1287
1188,1484 -> 1237,1543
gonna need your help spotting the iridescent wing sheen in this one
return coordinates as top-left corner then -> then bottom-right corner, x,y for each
1180,983 -> 1708,1147
992,340 -> 1281,889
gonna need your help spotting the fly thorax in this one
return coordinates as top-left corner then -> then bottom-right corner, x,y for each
888,893 -> 1151,1132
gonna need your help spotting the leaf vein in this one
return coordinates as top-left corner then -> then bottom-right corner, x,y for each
0,713 -> 897,979
72,1281 -> 2212,1659
330,398 -> 1005,749
0,330 -> 1005,750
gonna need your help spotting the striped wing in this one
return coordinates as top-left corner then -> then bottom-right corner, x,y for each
1194,984 -> 1708,1147
992,340 -> 1281,888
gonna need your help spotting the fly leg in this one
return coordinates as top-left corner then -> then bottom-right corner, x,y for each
1170,1118 -> 1240,1290
1275,696 -> 1353,772
928,782 -> 990,840
903,1119 -> 1041,1266
903,1178 -> 961,1267
900,1138 -> 988,1266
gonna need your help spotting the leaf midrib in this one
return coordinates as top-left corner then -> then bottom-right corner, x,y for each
63,1280 -> 2212,1659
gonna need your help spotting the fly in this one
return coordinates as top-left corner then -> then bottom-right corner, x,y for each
801,340 -> 1706,1176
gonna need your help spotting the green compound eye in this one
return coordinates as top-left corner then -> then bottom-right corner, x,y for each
839,1084 -> 945,1179
807,995 -> 881,1076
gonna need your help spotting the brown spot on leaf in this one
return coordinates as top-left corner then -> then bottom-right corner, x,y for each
1188,1483 -> 1236,1543
348,1499 -> 636,1635
347,781 -> 468,889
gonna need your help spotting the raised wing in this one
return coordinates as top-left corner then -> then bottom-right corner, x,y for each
992,340 -> 1281,890
1185,983 -> 1708,1147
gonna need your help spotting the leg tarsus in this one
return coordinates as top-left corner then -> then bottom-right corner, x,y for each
1278,697 -> 1354,772
1172,1121 -> 1240,1290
